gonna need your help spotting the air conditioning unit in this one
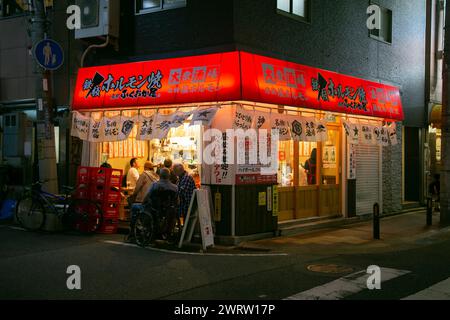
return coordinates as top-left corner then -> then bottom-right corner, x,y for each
75,0 -> 120,40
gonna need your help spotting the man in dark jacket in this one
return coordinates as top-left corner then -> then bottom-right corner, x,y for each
143,168 -> 179,237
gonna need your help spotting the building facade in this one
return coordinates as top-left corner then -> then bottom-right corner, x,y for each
1,0 -> 428,239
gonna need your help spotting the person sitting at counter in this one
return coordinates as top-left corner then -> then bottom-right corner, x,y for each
126,158 -> 140,189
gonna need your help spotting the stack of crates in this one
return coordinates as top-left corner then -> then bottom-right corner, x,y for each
75,166 -> 123,234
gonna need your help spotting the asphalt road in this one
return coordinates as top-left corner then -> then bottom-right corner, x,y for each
1,223 -> 450,300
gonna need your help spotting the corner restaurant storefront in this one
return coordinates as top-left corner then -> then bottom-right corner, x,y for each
71,50 -> 403,240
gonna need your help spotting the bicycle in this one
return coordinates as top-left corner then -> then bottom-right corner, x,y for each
15,181 -> 103,233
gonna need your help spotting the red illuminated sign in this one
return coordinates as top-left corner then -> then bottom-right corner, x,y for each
72,51 -> 403,120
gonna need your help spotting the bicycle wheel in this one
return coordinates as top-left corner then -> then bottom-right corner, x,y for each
134,212 -> 155,247
16,196 -> 46,231
66,199 -> 102,234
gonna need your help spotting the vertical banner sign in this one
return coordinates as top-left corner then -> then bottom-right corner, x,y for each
380,126 -> 390,146
233,106 -> 253,130
103,116 -> 121,141
88,118 -> 105,143
169,111 -> 192,128
118,115 -> 137,140
361,124 -> 374,145
347,144 -> 356,179
214,192 -> 222,222
153,113 -> 173,140
315,119 -> 328,141
387,122 -> 398,145
137,114 -> 156,140
289,116 -> 304,141
191,107 -> 219,126
343,121 -> 359,144
271,114 -> 291,141
272,185 -> 279,217
71,111 -> 90,140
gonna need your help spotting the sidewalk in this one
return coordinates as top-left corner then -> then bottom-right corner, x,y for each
238,210 -> 450,255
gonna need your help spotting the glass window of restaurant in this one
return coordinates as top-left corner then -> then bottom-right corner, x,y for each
277,113 -> 341,222
97,108 -> 202,188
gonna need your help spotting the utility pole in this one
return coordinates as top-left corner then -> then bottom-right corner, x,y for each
442,0 -> 450,225
29,0 -> 58,193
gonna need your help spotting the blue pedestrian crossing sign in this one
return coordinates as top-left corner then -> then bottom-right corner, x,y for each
33,39 -> 64,71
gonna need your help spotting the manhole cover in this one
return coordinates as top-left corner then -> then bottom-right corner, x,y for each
307,264 -> 354,274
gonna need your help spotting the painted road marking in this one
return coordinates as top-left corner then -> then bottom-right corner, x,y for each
403,277 -> 450,300
103,240 -> 289,257
285,267 -> 410,300
9,226 -> 26,231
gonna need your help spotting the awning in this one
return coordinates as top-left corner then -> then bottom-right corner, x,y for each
430,104 -> 442,129
72,51 -> 404,121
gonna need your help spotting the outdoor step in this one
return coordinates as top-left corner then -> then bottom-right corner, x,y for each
278,216 -> 362,237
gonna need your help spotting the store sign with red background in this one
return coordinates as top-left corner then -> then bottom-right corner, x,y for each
72,51 -> 403,121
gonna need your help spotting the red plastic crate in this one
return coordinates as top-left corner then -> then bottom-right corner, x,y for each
90,168 -> 111,185
108,169 -> 123,187
74,185 -> 90,200
102,202 -> 119,218
97,218 -> 118,234
105,188 -> 122,203
90,184 -> 105,202
76,167 -> 91,185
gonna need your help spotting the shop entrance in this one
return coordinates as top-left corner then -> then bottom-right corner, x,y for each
277,123 -> 341,221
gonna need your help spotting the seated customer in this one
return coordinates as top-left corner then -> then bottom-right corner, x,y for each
129,161 -> 159,204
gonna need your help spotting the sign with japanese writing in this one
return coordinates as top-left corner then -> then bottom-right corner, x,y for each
71,111 -> 90,140
361,124 -> 374,145
88,118 -> 104,143
379,126 -> 390,147
233,106 -> 253,130
153,113 -> 173,140
343,121 -> 360,145
252,111 -> 271,130
137,114 -> 156,140
240,51 -> 403,121
102,116 -> 121,141
73,51 -> 403,121
211,132 -> 235,185
72,52 -> 241,110
271,114 -> 291,141
190,107 -> 219,126
348,143 -> 356,180
387,122 -> 398,146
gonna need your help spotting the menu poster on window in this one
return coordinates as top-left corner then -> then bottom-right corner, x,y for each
137,114 -> 156,140
211,132 -> 235,185
88,118 -> 105,143
233,106 -> 253,130
347,144 -> 356,179
71,111 -> 90,140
